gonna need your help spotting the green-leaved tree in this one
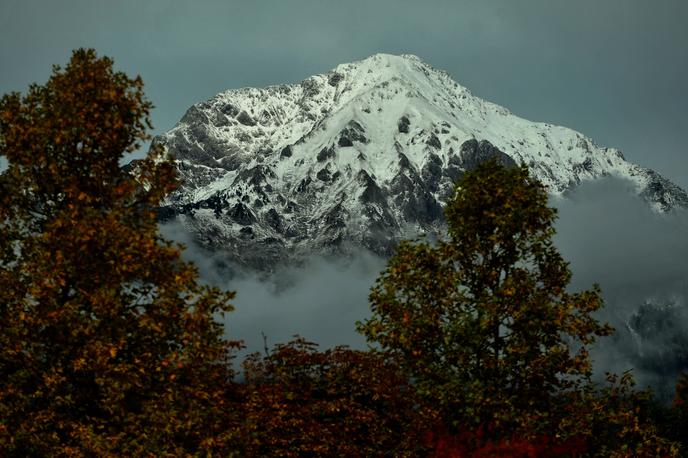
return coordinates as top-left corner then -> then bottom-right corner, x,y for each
358,159 -> 612,443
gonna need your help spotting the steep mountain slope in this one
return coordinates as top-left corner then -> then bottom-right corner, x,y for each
152,53 -> 688,271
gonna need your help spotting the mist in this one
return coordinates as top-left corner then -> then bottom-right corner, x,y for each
161,178 -> 688,399
158,221 -> 385,359
553,177 -> 688,400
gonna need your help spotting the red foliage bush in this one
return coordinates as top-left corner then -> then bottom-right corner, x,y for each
237,337 -> 433,457
424,424 -> 587,458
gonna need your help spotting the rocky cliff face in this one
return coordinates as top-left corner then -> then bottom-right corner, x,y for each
151,53 -> 688,272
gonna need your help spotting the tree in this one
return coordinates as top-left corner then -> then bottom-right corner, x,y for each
239,337 -> 433,457
357,159 -> 613,444
648,371 -> 688,452
0,49 -> 241,456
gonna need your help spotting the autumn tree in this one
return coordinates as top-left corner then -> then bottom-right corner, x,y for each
358,159 -> 613,445
0,49 -> 241,456
239,337 -> 433,457
646,371 -> 688,453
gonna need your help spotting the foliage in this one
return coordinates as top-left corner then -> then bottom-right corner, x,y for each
676,372 -> 688,409
0,49 -> 241,456
577,371 -> 681,457
644,372 -> 688,455
423,425 -> 587,457
239,337 -> 433,457
672,372 -> 688,450
358,159 -> 615,443
1,49 -> 683,456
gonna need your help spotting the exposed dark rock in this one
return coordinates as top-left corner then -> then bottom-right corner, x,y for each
390,169 -> 419,195
459,139 -> 516,170
280,145 -> 293,158
317,146 -> 336,162
285,201 -> 299,213
390,169 -> 443,225
265,208 -> 284,232
361,204 -> 397,237
297,176 -> 312,193
187,193 -> 228,218
328,72 -> 344,86
448,148 -> 460,165
316,168 -> 332,182
398,115 -> 410,133
572,157 -> 596,177
234,165 -> 275,187
228,203 -> 256,226
220,103 -> 239,117
239,226 -> 254,238
338,120 -> 368,147
422,153 -> 443,193
211,111 -> 231,127
338,136 -> 353,147
283,225 -> 299,238
445,165 -> 463,183
236,110 -> 257,126
180,105 -> 210,125
300,77 -> 320,97
357,170 -> 386,205
426,133 -> 442,149
398,153 -> 412,169
641,170 -> 688,211
324,203 -> 347,229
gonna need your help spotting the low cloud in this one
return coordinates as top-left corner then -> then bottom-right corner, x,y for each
162,178 -> 688,400
159,221 -> 384,360
226,254 -> 384,357
553,177 -> 688,400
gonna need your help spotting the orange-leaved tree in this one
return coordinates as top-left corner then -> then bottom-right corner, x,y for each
0,49 -> 241,456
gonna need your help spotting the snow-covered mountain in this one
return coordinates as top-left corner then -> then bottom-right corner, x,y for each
152,53 -> 688,271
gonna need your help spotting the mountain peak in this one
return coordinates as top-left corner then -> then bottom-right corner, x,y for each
335,53 -> 424,71
152,54 -> 688,271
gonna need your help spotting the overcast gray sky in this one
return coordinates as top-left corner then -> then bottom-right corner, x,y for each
1,0 -> 687,187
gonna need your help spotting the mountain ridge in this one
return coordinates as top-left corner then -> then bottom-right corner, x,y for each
150,53 -> 688,272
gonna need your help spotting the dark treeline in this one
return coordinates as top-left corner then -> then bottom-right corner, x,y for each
1,49 -> 687,457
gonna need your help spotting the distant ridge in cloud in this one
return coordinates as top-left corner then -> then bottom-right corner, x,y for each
554,177 -> 688,401
162,177 -> 688,400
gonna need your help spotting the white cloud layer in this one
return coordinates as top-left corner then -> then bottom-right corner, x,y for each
162,177 -> 688,400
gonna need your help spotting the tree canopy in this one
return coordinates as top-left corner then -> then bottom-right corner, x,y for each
358,159 -> 613,440
0,48 -> 240,456
1,49 -> 683,456
239,337 -> 431,457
